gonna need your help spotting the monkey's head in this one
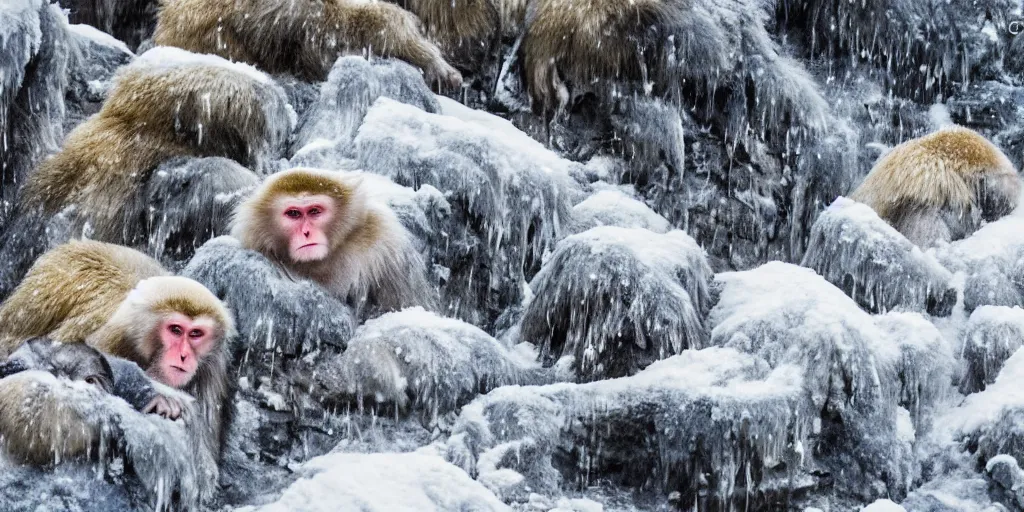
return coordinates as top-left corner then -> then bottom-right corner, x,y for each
231,168 -> 365,264
1,338 -> 114,393
90,276 -> 235,390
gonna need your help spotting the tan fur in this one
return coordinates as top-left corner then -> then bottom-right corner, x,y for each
21,55 -> 282,245
0,372 -> 100,466
153,0 -> 463,87
0,241 -> 235,459
521,0 -> 670,112
401,0 -> 499,60
850,126 -> 1021,243
232,168 -> 433,314
0,240 -> 167,354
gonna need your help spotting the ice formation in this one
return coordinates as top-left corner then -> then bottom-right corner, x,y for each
235,451 -> 510,512
961,305 -> 1024,394
802,197 -> 957,315
300,308 -> 553,424
354,98 -> 583,328
517,226 -> 712,381
446,347 -> 807,508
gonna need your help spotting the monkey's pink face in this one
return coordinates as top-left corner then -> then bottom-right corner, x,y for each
277,195 -> 335,263
156,313 -> 217,389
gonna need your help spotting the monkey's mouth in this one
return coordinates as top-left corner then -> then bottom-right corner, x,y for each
298,243 -> 323,249
170,365 -> 188,373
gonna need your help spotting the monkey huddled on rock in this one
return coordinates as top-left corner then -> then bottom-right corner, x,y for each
0,240 -> 235,465
850,126 -> 1022,246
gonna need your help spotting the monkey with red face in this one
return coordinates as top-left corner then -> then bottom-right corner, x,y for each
0,240 -> 235,461
230,168 -> 435,317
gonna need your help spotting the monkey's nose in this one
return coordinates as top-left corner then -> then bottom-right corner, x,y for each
180,354 -> 187,362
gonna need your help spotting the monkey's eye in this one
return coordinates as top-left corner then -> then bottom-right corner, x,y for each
84,376 -> 99,386
308,207 -> 322,216
169,325 -> 184,336
284,209 -> 302,219
188,329 -> 205,339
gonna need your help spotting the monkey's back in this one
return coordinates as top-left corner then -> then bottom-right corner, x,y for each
0,241 -> 167,353
850,126 -> 1019,221
0,371 -> 99,465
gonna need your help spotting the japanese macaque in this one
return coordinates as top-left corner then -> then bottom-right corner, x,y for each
850,126 -> 1022,247
0,240 -> 235,458
518,0 -> 693,114
390,0 -> 500,69
230,168 -> 435,317
0,46 -> 288,301
152,0 -> 463,89
0,337 -> 192,465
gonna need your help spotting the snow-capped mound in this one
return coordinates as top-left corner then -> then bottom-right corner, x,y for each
801,197 -> 956,315
445,347 -> 808,508
181,236 -> 356,370
569,189 -> 671,235
946,349 -> 1024,469
0,371 -> 215,510
0,0 -> 69,228
710,262 -> 914,500
291,56 -> 440,161
518,226 -> 712,381
302,308 -> 553,424
872,312 -> 954,428
236,451 -> 509,512
937,215 -> 1024,312
144,157 -> 259,268
961,306 -> 1024,394
354,98 -> 584,328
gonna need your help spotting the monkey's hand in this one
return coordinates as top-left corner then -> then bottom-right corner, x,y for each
428,60 -> 463,91
143,394 -> 185,420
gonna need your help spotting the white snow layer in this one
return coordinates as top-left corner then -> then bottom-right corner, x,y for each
569,189 -> 671,234
234,452 -> 509,512
132,46 -> 274,84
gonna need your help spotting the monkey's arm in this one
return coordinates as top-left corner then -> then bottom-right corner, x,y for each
182,236 -> 357,357
106,356 -> 191,418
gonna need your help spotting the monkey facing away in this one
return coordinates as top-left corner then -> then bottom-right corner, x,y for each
153,0 -> 463,89
229,168 -> 436,318
0,240 -> 235,460
0,46 -> 289,301
0,337 -> 192,465
850,126 -> 1022,247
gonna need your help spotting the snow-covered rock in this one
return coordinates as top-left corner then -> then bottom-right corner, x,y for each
446,347 -> 808,508
801,197 -> 957,315
236,452 -> 509,512
354,97 -> 584,328
568,189 -> 670,235
290,56 -> 440,162
518,226 -> 712,381
937,215 -> 1024,312
298,308 -> 554,424
0,0 -> 70,228
961,306 -> 1024,394
710,262 -> 915,501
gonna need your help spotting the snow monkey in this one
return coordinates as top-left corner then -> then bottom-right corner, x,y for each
152,0 -> 464,89
850,126 -> 1022,247
0,240 -> 236,458
0,337 -> 191,465
0,46 -> 288,301
230,168 -> 435,318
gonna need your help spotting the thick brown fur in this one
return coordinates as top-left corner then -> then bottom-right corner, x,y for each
850,126 -> 1022,246
0,371 -> 101,466
395,0 -> 499,67
153,0 -> 463,88
0,240 -> 235,458
520,0 -> 680,114
19,48 -> 287,246
0,240 -> 167,352
231,168 -> 435,316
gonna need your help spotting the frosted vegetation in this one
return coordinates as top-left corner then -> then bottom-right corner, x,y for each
3,0 -> 1024,510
